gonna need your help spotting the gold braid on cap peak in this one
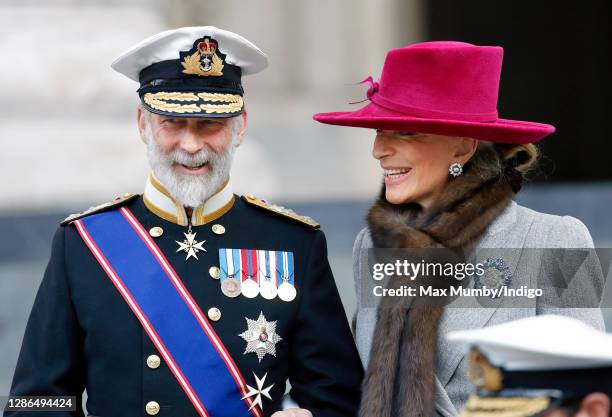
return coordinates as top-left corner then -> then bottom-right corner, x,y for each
143,91 -> 243,115
199,98 -> 243,114
459,395 -> 551,417
145,92 -> 199,101
197,92 -> 242,103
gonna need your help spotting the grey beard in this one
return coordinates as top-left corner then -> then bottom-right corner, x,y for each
145,126 -> 236,208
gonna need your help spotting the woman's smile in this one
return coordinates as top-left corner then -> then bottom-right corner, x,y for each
382,166 -> 413,186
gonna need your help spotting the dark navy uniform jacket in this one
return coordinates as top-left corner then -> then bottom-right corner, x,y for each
6,181 -> 363,417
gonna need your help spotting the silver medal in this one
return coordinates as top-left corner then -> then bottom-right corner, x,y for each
257,250 -> 277,300
241,277 -> 260,298
277,279 -> 296,302
260,279 -> 278,300
277,251 -> 296,302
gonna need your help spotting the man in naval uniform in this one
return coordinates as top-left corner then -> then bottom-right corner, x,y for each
448,315 -> 612,417
6,27 -> 363,417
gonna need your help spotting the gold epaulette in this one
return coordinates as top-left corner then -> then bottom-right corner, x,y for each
242,194 -> 320,229
61,193 -> 139,226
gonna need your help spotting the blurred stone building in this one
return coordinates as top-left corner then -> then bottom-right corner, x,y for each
0,0 -> 427,395
1,0 -> 611,400
0,0 -> 426,211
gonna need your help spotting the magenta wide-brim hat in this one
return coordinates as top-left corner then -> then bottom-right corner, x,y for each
314,42 -> 555,145
314,103 -> 555,144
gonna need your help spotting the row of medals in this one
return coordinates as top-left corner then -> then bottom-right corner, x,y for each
172,222 -> 296,302
220,274 -> 296,302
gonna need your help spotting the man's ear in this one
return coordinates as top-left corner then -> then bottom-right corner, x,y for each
453,137 -> 478,165
234,111 -> 248,147
137,105 -> 147,145
575,393 -> 610,417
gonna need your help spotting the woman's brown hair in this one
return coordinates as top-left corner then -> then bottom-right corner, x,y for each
495,143 -> 539,175
466,141 -> 539,188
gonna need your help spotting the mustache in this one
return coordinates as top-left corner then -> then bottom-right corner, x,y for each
171,149 -> 212,167
154,146 -> 222,168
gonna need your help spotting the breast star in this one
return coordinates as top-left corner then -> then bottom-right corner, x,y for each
239,312 -> 283,362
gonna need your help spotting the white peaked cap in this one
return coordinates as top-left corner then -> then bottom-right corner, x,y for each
448,314 -> 612,371
111,26 -> 268,82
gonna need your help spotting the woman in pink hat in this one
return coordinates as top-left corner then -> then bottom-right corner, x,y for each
314,42 -> 605,417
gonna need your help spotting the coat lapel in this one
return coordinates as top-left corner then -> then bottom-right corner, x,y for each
434,202 -> 534,388
434,375 -> 458,417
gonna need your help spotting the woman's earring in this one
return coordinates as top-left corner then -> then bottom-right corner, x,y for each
449,162 -> 463,177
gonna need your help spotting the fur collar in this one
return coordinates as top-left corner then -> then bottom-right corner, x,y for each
359,151 -> 515,417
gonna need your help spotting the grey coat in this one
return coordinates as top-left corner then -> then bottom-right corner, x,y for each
352,200 -> 605,417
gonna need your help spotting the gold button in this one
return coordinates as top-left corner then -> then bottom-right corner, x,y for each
145,401 -> 160,415
208,307 -> 221,322
146,354 -> 161,369
246,194 -> 256,200
211,224 -> 226,235
123,193 -> 132,198
149,227 -> 164,238
209,266 -> 221,280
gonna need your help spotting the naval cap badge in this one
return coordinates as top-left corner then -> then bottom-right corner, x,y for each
181,36 -> 225,77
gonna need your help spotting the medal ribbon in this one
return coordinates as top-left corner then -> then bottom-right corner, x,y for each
240,249 -> 249,283
231,248 -> 241,280
256,250 -> 266,283
248,249 -> 258,284
219,248 -> 230,281
260,250 -> 275,287
75,208 -> 260,417
269,250 -> 278,286
276,251 -> 295,287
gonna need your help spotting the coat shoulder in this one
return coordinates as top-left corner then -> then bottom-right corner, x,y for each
241,194 -> 320,229
352,227 -> 372,293
353,227 -> 372,252
483,202 -> 594,248
60,193 -> 139,226
515,204 -> 594,248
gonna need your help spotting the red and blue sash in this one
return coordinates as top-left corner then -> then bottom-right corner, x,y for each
74,207 -> 261,417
